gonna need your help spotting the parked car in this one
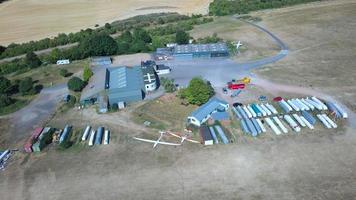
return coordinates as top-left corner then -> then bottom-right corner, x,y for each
233,102 -> 243,107
222,87 -> 228,94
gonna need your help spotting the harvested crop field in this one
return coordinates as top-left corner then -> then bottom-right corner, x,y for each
0,0 -> 212,45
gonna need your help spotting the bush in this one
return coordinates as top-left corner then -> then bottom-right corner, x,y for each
25,52 -> 42,68
83,66 -> 93,82
160,77 -> 176,93
67,77 -> 85,92
0,94 -> 13,107
66,95 -> 77,108
59,69 -> 69,77
19,77 -> 33,95
0,76 -> 11,94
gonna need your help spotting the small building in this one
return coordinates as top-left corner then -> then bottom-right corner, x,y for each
141,61 -> 158,92
91,57 -> 112,66
56,59 -> 70,65
155,64 -> 171,75
187,97 -> 229,127
200,126 -> 213,146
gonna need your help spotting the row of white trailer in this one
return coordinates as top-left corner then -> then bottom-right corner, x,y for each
278,96 -> 339,113
236,103 -> 278,119
81,126 -> 110,146
234,96 -> 346,136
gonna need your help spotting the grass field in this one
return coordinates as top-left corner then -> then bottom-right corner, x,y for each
0,0 -> 212,45
6,59 -> 88,88
132,94 -> 197,131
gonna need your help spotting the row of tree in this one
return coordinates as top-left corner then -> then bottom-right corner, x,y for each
209,0 -> 321,16
0,13 -> 206,59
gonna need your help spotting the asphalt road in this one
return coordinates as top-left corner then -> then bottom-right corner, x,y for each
159,18 -> 289,87
7,84 -> 68,142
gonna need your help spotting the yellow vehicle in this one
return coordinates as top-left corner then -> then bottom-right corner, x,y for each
238,77 -> 251,84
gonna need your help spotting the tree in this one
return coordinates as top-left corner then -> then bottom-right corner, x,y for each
0,94 -> 13,107
133,28 -> 152,43
0,45 -> 6,55
104,23 -> 112,30
119,31 -> 133,43
67,77 -> 85,92
83,66 -> 93,82
48,48 -> 62,63
179,77 -> 214,105
59,69 -> 69,77
19,77 -> 33,95
25,51 -> 42,68
79,34 -> 118,57
175,30 -> 190,44
0,76 -> 11,94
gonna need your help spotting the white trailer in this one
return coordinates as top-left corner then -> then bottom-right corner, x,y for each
88,130 -> 96,146
291,99 -> 304,111
292,114 -> 306,127
247,105 -> 257,118
333,103 -> 348,118
256,118 -> 266,133
243,105 -> 252,118
104,130 -> 110,145
296,99 -> 309,111
287,99 -> 300,111
305,98 -> 323,110
317,114 -> 331,129
281,99 -> 293,112
256,104 -> 267,116
322,114 -> 337,128
265,103 -> 278,115
301,98 -> 315,110
0,150 -> 10,162
284,115 -> 301,132
260,104 -> 272,116
311,96 -> 328,110
56,59 -> 70,65
265,117 -> 281,135
81,126 -> 91,141
273,116 -> 288,134
300,116 -> 314,129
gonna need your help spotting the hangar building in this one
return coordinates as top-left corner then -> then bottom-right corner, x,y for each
155,43 -> 229,60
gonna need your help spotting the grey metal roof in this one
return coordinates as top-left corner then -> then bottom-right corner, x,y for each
190,97 -> 229,122
107,66 -> 144,90
173,43 -> 228,54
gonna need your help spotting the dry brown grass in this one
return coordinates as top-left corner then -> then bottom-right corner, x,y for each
252,0 -> 356,111
0,0 -> 212,45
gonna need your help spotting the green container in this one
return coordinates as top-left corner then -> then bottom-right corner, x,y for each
32,141 -> 41,152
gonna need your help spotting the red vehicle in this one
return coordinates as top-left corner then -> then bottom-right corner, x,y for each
227,82 -> 245,90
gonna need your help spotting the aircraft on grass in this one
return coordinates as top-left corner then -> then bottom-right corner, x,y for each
133,131 -> 181,148
235,41 -> 243,50
166,132 -> 200,144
